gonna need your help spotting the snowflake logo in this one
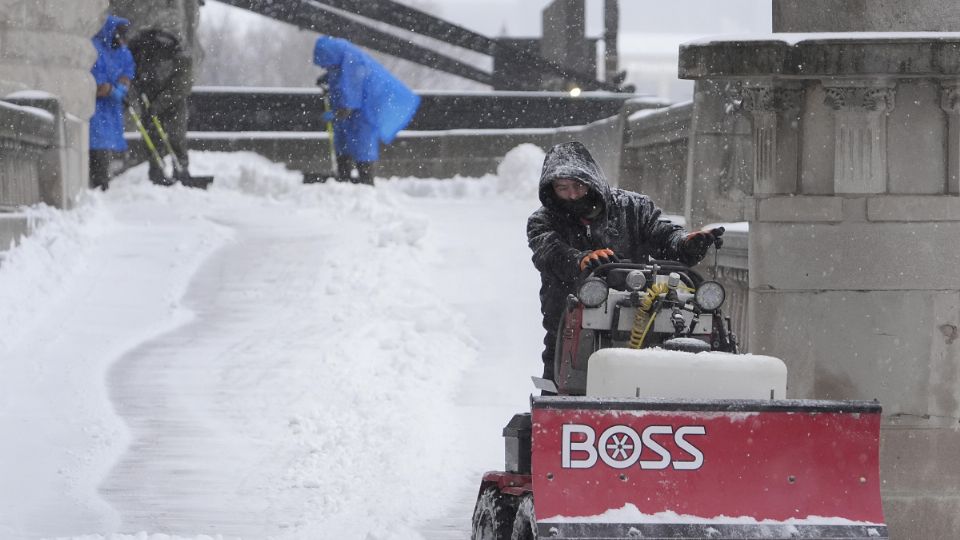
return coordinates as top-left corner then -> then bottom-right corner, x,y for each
605,434 -> 635,460
598,426 -> 642,468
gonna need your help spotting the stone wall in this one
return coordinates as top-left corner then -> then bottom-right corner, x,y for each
618,93 -> 753,230
681,34 -> 960,538
619,102 -> 691,214
0,0 -> 105,120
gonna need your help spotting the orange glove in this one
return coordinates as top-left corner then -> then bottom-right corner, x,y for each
579,248 -> 619,271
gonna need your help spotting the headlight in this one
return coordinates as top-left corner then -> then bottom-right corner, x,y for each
577,277 -> 608,308
624,270 -> 646,291
695,281 -> 726,311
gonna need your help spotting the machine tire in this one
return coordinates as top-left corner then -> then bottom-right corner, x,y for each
471,486 -> 519,540
510,494 -> 537,540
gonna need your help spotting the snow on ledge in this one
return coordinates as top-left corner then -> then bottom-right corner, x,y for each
684,31 -> 960,47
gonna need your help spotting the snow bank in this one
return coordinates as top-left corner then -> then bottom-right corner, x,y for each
0,199 -> 112,353
495,143 -> 545,200
1,150 -> 491,539
384,173 -> 500,199
384,143 -> 545,203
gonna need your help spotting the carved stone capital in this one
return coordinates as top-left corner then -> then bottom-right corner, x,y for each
823,85 -> 896,112
940,82 -> 960,114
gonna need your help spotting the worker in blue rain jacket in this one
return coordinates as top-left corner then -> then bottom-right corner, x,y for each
312,36 -> 420,186
89,14 -> 136,191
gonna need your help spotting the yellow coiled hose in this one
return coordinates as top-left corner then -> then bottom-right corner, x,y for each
629,282 -> 669,349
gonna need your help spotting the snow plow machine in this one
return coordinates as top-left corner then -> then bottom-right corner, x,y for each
471,260 -> 887,540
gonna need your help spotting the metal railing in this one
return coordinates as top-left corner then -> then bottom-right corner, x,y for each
0,100 -> 54,210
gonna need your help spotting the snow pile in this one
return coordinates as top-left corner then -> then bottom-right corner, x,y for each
495,143 -> 545,200
383,142 -> 545,202
384,173 -> 499,199
1,150 -> 510,540
0,198 -> 112,353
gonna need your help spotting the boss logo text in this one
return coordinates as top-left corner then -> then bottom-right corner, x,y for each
561,423 -> 706,470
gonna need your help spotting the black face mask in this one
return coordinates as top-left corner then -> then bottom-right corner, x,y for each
560,190 -> 602,218
112,27 -> 127,49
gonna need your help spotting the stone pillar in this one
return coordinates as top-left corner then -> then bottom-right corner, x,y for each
823,81 -> 896,194
680,34 -> 960,538
603,0 -> 619,84
0,0 -> 105,120
540,0 -> 592,90
740,82 -> 803,195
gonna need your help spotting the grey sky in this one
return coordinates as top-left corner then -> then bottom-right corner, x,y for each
421,0 -> 772,38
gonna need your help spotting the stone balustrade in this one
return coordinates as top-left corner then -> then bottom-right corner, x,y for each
0,100 -> 53,209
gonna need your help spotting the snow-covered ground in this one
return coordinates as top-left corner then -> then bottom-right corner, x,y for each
0,147 -> 546,539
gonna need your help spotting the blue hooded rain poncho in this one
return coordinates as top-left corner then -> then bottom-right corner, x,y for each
89,14 -> 136,152
313,36 -> 420,162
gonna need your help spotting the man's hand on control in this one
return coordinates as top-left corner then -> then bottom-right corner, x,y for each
579,248 -> 619,271
681,226 -> 725,263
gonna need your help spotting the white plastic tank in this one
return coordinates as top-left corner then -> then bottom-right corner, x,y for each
586,348 -> 788,399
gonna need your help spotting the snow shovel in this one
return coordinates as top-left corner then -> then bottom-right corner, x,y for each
127,103 -> 176,187
303,77 -> 338,184
140,94 -> 213,189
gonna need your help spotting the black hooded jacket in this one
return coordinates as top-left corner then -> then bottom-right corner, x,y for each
128,30 -> 192,116
527,141 -> 692,344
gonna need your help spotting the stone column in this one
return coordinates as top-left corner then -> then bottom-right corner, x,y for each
540,0 -> 592,91
823,81 -> 896,193
740,82 -> 803,195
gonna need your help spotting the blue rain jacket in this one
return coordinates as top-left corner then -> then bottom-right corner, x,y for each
313,36 -> 420,162
89,15 -> 135,151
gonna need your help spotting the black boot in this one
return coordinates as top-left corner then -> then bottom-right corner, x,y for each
355,161 -> 374,186
89,150 -> 111,191
149,163 -> 174,186
336,155 -> 354,183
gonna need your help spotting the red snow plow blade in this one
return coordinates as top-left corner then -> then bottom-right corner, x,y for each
531,397 -> 887,539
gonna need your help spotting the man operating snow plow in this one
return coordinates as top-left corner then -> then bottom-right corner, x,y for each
469,142 -> 887,540
471,261 -> 887,540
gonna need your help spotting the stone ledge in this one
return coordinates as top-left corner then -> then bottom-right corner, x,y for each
756,196 -> 844,222
679,33 -> 960,79
868,195 -> 960,221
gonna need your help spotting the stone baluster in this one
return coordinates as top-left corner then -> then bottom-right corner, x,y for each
823,81 -> 896,194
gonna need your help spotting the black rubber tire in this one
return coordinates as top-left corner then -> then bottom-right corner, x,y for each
471,486 -> 519,540
510,494 -> 537,540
